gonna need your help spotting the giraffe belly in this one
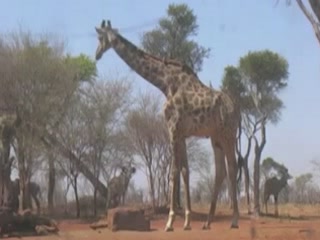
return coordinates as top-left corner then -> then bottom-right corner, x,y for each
181,118 -> 217,138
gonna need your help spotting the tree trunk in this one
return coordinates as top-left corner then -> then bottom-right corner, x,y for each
147,165 -> 156,211
41,132 -> 108,198
16,135 -> 32,211
47,154 -> 55,215
73,175 -> 80,218
93,187 -> 97,217
296,0 -> 320,45
0,127 -> 14,210
0,163 -> 13,210
244,160 -> 251,213
253,124 -> 266,216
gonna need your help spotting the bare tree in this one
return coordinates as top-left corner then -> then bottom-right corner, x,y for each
0,32 -> 72,211
125,92 -> 170,210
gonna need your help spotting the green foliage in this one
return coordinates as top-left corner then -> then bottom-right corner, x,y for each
221,66 -> 245,97
239,50 -> 288,95
64,53 -> 97,82
294,173 -> 313,189
222,49 -> 289,124
141,3 -> 210,73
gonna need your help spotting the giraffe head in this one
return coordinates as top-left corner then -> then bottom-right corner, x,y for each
120,166 -> 136,179
280,167 -> 292,181
95,19 -> 118,60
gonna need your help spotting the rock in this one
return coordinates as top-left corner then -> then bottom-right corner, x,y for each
107,207 -> 150,232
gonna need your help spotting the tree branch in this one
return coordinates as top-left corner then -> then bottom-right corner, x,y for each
309,0 -> 320,23
296,0 -> 320,44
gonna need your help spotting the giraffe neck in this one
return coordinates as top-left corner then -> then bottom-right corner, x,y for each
276,177 -> 287,194
122,174 -> 130,189
110,33 -> 199,96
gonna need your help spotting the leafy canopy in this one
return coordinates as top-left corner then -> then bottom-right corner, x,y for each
222,50 -> 289,124
141,3 -> 210,73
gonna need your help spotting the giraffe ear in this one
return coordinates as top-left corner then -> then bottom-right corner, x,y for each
101,20 -> 106,28
107,20 -> 112,28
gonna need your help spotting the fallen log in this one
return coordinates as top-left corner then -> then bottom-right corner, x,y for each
0,208 -> 58,237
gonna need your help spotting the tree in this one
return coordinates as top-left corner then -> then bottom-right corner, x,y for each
0,30 -> 98,212
141,3 -> 210,74
53,78 -> 132,217
141,3 -> 210,208
222,50 -> 289,216
291,173 -> 314,203
221,66 -> 253,213
125,92 -> 170,210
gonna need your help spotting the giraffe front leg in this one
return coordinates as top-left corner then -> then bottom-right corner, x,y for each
165,135 -> 180,232
274,195 -> 279,217
180,139 -> 191,230
165,167 -> 179,232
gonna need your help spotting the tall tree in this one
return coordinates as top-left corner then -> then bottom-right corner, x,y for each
141,3 -> 210,208
221,66 -> 253,213
0,31 -> 97,211
222,50 -> 289,216
125,93 -> 170,210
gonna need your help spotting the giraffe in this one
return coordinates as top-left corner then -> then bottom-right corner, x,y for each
107,166 -> 136,209
263,168 -> 292,217
11,178 -> 42,215
94,20 -> 241,231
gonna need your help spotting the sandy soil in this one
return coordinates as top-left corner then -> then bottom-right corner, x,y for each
5,204 -> 320,240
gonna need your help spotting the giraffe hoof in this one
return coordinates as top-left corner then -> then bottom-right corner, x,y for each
202,224 -> 210,230
183,226 -> 191,231
164,226 -> 174,232
230,224 -> 239,229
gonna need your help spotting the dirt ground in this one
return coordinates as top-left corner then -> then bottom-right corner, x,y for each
6,204 -> 320,240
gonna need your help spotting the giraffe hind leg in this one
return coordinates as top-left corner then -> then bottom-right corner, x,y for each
203,139 -> 226,230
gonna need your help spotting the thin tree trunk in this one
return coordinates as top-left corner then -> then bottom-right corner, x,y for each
17,135 -> 32,211
147,165 -> 156,210
47,154 -> 55,215
0,127 -> 14,210
253,123 -> 266,216
41,132 -> 108,198
296,0 -> 320,44
244,162 -> 251,213
93,187 -> 97,217
73,175 -> 80,218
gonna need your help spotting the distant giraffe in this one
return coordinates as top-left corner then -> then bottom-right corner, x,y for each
263,169 -> 292,216
11,178 -> 42,214
94,20 -> 240,231
107,166 -> 136,209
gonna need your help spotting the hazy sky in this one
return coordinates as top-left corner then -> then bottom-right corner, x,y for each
2,0 -> 320,189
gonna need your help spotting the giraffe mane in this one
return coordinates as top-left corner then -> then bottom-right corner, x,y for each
116,34 -> 198,78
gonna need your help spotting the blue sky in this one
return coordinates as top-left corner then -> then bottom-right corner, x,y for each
2,0 -> 320,188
